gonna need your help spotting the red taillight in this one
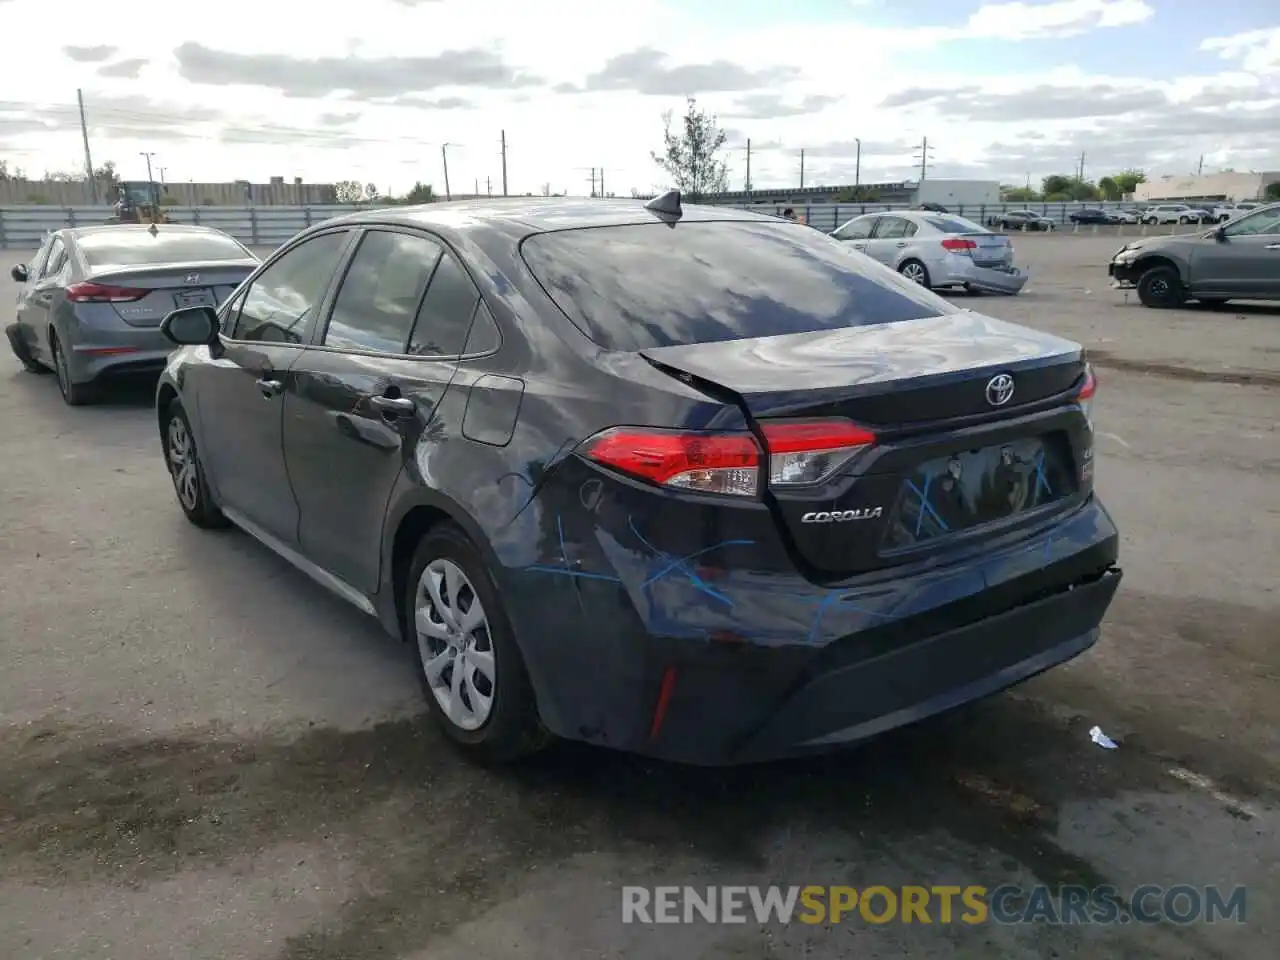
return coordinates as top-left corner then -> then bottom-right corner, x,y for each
1078,365 -> 1097,400
65,281 -> 148,303
581,419 -> 876,497
941,237 -> 977,253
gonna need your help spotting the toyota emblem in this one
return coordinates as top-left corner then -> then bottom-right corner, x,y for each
985,373 -> 1015,407
184,273 -> 200,284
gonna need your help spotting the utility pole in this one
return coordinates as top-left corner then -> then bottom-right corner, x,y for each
76,88 -> 97,204
1077,151 -> 1086,182
1197,154 -> 1204,176
745,138 -> 752,192
854,138 -> 861,187
799,148 -> 805,189
158,167 -> 167,185
589,167 -> 597,197
486,176 -> 492,196
139,151 -> 157,203
500,129 -> 508,196
599,168 -> 605,196
914,137 -> 934,180
440,144 -> 452,200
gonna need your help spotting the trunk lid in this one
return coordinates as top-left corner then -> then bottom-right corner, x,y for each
84,259 -> 258,327
641,311 -> 1091,579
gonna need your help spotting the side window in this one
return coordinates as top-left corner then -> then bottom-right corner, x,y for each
874,218 -> 909,240
901,220 -> 919,238
232,231 -> 350,344
25,237 -> 53,279
323,230 -> 443,353
833,218 -> 875,241
463,301 -> 501,355
1223,206 -> 1280,237
407,250 -> 480,357
41,238 -> 66,278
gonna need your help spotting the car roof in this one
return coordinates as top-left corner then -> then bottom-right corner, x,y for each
321,197 -> 778,241
65,223 -> 235,240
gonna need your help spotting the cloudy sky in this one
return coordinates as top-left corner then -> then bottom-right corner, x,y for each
0,0 -> 1277,196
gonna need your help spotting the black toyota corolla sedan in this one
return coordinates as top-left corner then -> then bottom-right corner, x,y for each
155,194 -> 1121,765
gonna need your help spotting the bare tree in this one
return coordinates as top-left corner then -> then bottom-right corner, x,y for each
651,97 -> 729,201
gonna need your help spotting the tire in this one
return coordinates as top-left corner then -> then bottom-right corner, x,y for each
51,333 -> 96,406
162,398 -> 229,529
5,324 -> 46,373
405,523 -> 550,762
1136,265 -> 1185,309
898,259 -> 931,287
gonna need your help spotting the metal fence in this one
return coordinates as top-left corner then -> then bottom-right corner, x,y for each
0,199 -> 1207,249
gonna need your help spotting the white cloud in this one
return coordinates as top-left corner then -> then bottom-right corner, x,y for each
1201,27 -> 1280,74
0,0 -> 1271,196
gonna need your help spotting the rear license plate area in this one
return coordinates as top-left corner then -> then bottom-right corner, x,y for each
173,289 -> 215,309
881,435 -> 1076,550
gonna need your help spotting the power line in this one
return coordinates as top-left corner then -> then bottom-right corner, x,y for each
914,137 -> 935,180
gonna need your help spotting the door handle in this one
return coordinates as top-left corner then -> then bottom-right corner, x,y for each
896,242 -> 907,247
853,244 -> 865,250
1266,243 -> 1280,250
369,394 -> 415,417
255,378 -> 284,398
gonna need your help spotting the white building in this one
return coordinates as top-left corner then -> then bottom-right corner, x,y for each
1136,172 -> 1280,203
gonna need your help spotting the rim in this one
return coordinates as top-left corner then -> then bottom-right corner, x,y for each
166,415 -> 199,510
901,262 -> 926,284
1148,277 -> 1171,300
54,341 -> 70,397
415,558 -> 495,731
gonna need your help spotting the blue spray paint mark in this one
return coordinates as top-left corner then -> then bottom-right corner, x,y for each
906,476 -> 950,535
627,516 -> 752,607
525,564 -> 622,583
1032,451 -> 1052,501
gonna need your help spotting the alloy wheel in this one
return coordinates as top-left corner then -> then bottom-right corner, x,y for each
166,415 -> 199,511
53,340 -> 70,398
901,262 -> 927,284
415,558 -> 496,731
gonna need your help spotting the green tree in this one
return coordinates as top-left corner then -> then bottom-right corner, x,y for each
651,96 -> 729,201
1265,181 -> 1280,202
835,185 -> 880,202
364,183 -> 380,202
1112,169 -> 1145,196
334,180 -> 364,203
1097,176 -> 1121,201
1041,174 -> 1073,196
403,181 -> 436,204
1002,186 -> 1041,202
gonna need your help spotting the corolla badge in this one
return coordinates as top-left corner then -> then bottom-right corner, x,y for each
801,507 -> 883,523
985,373 -> 1015,407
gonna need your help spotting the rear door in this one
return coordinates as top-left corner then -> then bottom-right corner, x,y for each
864,216 -> 911,265
194,229 -> 355,544
285,228 -> 478,592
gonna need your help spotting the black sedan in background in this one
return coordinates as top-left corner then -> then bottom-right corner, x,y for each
1068,208 -> 1120,225
990,210 -> 1056,231
155,195 -> 1120,765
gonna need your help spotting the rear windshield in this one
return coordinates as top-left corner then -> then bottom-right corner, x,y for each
924,215 -> 988,234
78,230 -> 251,268
520,221 -> 955,352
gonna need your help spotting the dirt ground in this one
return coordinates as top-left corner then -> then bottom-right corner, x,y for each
1,233 -> 1276,959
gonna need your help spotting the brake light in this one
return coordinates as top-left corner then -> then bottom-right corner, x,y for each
1078,364 -> 1097,426
65,282 -> 148,303
941,237 -> 977,254
580,419 -> 876,497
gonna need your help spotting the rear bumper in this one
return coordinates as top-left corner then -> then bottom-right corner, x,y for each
505,494 -> 1121,765
63,327 -> 171,383
934,256 -> 1029,294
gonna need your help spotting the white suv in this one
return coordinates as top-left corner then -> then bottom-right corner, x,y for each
1142,204 -> 1212,225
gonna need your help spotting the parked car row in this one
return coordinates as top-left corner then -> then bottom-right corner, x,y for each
1108,201 -> 1280,308
6,198 -> 1120,767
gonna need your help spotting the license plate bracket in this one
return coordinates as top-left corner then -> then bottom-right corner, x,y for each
173,289 -> 215,309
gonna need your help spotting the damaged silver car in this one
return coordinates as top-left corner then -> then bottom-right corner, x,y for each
832,211 -> 1029,295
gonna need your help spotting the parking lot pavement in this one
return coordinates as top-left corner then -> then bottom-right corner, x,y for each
1,240 -> 1277,960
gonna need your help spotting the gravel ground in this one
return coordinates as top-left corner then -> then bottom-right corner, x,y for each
1,232 -> 1276,959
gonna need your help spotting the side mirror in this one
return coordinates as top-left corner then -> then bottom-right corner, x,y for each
160,305 -> 220,346
10,264 -> 28,283
1214,226 -> 1227,242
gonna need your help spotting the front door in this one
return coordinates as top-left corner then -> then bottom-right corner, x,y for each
194,229 -> 354,544
1190,206 -> 1280,299
285,228 -> 481,593
19,236 -> 68,365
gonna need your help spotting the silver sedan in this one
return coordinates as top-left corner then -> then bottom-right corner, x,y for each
6,224 -> 259,405
831,211 -> 1029,295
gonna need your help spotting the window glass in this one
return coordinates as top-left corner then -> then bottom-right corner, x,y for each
232,231 -> 349,344
324,231 -> 443,353
874,218 -> 909,240
463,301 -> 501,354
901,220 -> 918,238
924,215 -> 988,234
1223,206 -> 1280,237
78,230 -> 252,268
833,217 -> 875,241
407,251 -> 479,356
520,221 -> 955,352
26,237 -> 53,279
42,238 -> 66,278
